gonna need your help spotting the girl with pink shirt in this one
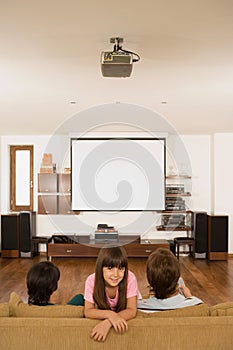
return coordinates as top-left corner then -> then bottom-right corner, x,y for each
84,246 -> 140,342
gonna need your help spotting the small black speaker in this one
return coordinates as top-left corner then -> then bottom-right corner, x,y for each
193,212 -> 208,258
208,215 -> 228,260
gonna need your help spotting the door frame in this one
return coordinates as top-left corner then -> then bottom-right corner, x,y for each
10,145 -> 34,211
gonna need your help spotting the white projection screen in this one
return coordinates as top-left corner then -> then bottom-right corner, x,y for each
71,138 -> 166,211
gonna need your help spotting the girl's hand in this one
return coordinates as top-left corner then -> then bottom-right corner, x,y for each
91,319 -> 112,342
108,313 -> 128,333
90,312 -> 128,341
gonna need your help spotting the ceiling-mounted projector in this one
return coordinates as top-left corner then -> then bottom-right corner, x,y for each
101,51 -> 133,78
101,37 -> 140,78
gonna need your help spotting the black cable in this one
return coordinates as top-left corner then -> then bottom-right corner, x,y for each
118,48 -> 140,63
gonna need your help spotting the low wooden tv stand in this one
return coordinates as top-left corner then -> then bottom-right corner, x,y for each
47,235 -> 169,260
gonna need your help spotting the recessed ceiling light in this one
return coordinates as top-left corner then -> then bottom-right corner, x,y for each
70,101 -> 77,104
161,101 -> 167,104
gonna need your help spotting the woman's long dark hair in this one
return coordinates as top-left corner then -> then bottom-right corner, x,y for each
93,246 -> 128,312
26,261 -> 60,305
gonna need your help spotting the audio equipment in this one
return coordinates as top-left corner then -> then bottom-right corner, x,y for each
94,231 -> 119,242
20,211 -> 36,257
1,212 -> 36,258
193,212 -> 208,259
208,215 -> 228,260
166,184 -> 185,194
1,214 -> 20,257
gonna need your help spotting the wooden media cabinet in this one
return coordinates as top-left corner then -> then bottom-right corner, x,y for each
47,235 -> 169,259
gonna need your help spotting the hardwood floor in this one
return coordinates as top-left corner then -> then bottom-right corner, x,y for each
0,255 -> 233,306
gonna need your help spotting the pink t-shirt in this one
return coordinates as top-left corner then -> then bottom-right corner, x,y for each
84,270 -> 140,310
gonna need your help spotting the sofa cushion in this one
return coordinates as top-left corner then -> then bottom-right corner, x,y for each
9,292 -> 84,318
0,303 -> 10,317
209,302 -> 233,316
137,303 -> 209,317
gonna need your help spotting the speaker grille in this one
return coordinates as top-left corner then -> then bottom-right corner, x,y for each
194,212 -> 208,254
208,216 -> 228,252
20,212 -> 31,253
1,215 -> 19,250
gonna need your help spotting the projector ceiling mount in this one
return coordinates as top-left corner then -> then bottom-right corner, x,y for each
110,37 -> 140,62
101,37 -> 140,77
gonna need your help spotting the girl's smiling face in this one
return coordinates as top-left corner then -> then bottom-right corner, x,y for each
102,266 -> 125,287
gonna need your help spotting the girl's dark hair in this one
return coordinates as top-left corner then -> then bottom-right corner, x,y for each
93,246 -> 128,312
146,248 -> 180,299
26,261 -> 60,305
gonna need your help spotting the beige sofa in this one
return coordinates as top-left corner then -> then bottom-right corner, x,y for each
0,292 -> 233,350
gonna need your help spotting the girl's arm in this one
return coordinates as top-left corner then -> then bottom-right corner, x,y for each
84,300 -> 117,320
117,295 -> 137,320
84,296 -> 137,321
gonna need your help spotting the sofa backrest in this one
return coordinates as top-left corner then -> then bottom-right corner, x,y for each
0,303 -> 9,317
1,316 -> 233,350
9,292 -> 84,318
209,302 -> 233,316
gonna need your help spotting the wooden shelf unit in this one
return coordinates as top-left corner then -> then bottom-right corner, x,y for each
38,173 -> 72,215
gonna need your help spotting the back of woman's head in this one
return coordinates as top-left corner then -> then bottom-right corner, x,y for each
146,248 -> 180,299
26,261 -> 60,305
94,246 -> 128,311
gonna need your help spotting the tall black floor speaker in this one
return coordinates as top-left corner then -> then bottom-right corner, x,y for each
20,211 -> 36,257
208,215 -> 228,260
1,212 -> 36,258
193,212 -> 208,259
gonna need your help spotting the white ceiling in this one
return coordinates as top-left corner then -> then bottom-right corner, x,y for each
0,0 -> 233,135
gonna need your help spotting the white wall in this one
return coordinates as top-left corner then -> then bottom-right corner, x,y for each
180,135 -> 211,212
214,133 -> 233,253
1,132 -> 215,246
